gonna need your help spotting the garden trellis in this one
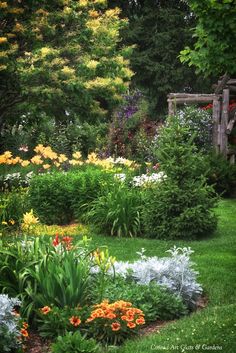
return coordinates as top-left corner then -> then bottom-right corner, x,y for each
167,76 -> 236,164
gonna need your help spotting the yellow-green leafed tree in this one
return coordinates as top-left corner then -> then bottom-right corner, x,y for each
0,0 -> 133,131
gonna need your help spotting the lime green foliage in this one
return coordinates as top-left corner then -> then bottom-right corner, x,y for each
180,0 -> 236,76
51,331 -> 99,353
0,1 -> 133,132
142,115 -> 218,239
91,199 -> 236,353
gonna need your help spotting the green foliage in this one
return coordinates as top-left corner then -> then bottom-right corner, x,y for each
86,183 -> 142,237
0,236 -> 93,320
0,189 -> 29,228
51,331 -> 99,353
142,115 -> 218,239
180,0 -> 236,76
29,173 -> 73,225
28,167 -> 114,225
0,237 -> 51,319
69,167 -> 114,221
204,152 -> 236,196
25,244 -> 92,310
99,277 -> 187,323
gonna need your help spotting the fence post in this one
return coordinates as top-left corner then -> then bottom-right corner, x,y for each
220,89 -> 229,157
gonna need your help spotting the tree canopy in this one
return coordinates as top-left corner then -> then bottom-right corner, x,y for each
0,0 -> 133,132
180,0 -> 236,76
109,0 -> 212,116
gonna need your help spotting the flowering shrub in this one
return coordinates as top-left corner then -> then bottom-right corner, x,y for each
177,106 -> 213,151
106,247 -> 202,309
0,294 -> 29,352
86,300 -> 145,345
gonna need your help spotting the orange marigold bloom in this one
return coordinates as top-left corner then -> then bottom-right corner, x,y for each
23,322 -> 29,329
41,306 -> 51,315
127,322 -> 136,329
136,317 -> 145,325
111,322 -> 121,331
69,316 -> 81,327
21,328 -> 29,337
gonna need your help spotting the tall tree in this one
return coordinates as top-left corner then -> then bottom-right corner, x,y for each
109,0 -> 213,116
180,0 -> 236,76
0,0 -> 133,133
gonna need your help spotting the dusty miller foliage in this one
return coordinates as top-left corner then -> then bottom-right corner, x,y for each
0,294 -> 21,351
111,247 -> 202,309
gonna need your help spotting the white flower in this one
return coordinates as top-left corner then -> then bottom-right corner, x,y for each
114,173 -> 126,182
132,172 -> 167,187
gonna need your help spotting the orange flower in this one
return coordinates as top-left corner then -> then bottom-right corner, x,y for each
111,322 -> 121,331
136,317 -> 145,325
23,322 -> 29,329
127,322 -> 136,329
125,315 -> 134,322
69,316 -> 81,327
86,317 -> 94,323
106,312 -> 116,319
121,315 -> 128,321
40,306 -> 51,315
94,308 -> 105,317
21,328 -> 29,337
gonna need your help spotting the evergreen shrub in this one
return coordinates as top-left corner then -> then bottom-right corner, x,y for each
142,115 -> 218,240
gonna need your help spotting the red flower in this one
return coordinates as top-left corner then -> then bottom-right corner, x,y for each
62,236 -> 73,244
53,234 -> 60,246
21,328 -> 29,338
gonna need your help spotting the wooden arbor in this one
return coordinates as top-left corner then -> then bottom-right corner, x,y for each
167,78 -> 236,164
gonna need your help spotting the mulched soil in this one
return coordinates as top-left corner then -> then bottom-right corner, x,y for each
25,296 -> 208,353
25,333 -> 51,353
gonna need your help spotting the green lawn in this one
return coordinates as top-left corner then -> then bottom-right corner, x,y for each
90,199 -> 236,353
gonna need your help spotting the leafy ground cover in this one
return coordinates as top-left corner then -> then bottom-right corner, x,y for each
90,199 -> 236,353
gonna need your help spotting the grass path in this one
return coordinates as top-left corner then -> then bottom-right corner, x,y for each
90,199 -> 236,353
